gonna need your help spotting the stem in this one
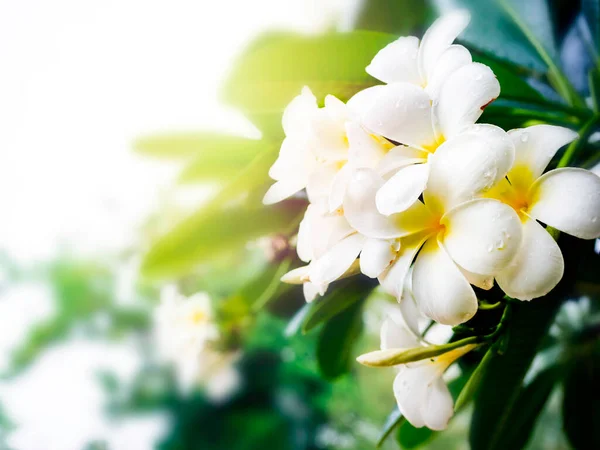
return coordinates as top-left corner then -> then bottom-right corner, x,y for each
557,114 -> 600,168
478,300 -> 503,311
499,0 -> 585,108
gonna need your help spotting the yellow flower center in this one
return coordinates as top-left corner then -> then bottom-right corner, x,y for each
190,310 -> 207,324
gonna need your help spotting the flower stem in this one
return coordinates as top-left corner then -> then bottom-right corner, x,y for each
557,114 -> 600,168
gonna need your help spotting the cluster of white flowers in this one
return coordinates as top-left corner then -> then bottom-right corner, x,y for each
265,12 -> 600,429
153,287 -> 240,401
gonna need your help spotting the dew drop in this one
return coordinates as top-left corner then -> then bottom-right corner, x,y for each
520,132 -> 529,143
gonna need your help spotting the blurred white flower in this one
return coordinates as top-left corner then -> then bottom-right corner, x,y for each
262,86 -> 394,211
485,125 -> 600,299
153,287 -> 240,401
378,300 -> 474,430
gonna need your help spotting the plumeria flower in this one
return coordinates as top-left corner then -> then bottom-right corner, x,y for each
283,197 -> 398,301
366,10 -> 472,98
353,21 -> 500,215
263,86 -> 394,211
485,125 -> 600,299
343,125 -> 522,325
153,287 -> 240,400
376,299 -> 475,430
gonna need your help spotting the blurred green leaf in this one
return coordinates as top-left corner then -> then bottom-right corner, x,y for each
135,133 -> 258,160
355,0 -> 427,35
589,68 -> 600,112
222,31 -> 396,136
562,353 -> 600,450
300,279 -> 375,333
316,298 -> 364,380
432,0 -> 554,72
583,0 -> 600,54
141,204 -> 300,279
178,139 -> 274,184
376,406 -> 405,448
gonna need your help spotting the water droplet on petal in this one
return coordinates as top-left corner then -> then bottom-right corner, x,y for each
520,132 -> 529,143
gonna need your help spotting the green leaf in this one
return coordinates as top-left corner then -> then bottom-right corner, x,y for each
355,0 -> 427,35
495,365 -> 561,449
472,52 -> 544,102
316,298 -> 364,379
376,407 -> 405,448
396,421 -> 433,449
222,31 -> 396,136
432,0 -> 555,72
469,235 -> 584,450
135,133 -> 259,160
300,279 -> 375,333
562,354 -> 600,450
454,346 -> 495,412
589,68 -> 600,113
141,204 -> 300,279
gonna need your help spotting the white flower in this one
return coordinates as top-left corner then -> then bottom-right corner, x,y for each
353,13 -> 500,215
366,11 -> 472,97
263,86 -> 394,211
343,128 -> 521,325
153,287 -> 240,400
484,125 -> 600,299
282,197 -> 398,302
379,300 -> 474,430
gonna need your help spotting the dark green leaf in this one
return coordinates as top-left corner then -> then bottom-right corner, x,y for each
583,0 -> 600,52
562,354 -> 600,450
432,0 -> 554,72
589,68 -> 600,113
222,31 -> 396,136
316,298 -> 364,379
494,365 -> 561,449
469,235 -> 584,450
301,279 -> 375,333
472,53 -> 544,102
396,421 -> 433,449
454,346 -> 495,412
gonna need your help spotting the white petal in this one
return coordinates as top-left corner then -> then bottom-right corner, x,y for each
380,316 -> 421,350
282,86 -> 318,138
309,233 -> 366,286
360,238 -> 395,278
425,124 -> 515,212
263,180 -> 305,205
347,85 -> 388,117
422,376 -> 454,430
379,233 -> 430,298
362,83 -> 436,149
508,125 -> 578,190
441,199 -> 523,275
376,163 -> 430,215
426,44 -> 472,97
346,121 -> 389,168
375,146 -> 428,177
412,238 -> 478,325
269,137 -> 314,181
367,36 -> 422,84
458,265 -> 494,290
297,205 -> 317,262
393,364 -> 438,428
303,281 -> 323,303
399,269 -> 422,337
281,265 -> 310,284
528,168 -> 600,239
434,63 -> 500,139
328,164 -> 352,212
344,168 -> 433,239
418,10 -> 470,81
496,218 -> 564,300
306,164 -> 337,202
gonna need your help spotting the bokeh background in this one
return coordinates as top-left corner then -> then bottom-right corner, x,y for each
0,0 -> 588,449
